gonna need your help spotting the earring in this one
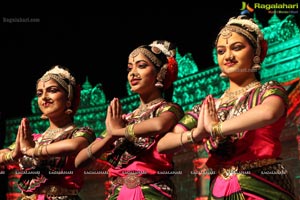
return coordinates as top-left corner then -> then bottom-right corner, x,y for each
64,100 -> 73,115
155,81 -> 164,88
155,64 -> 167,89
40,114 -> 48,120
252,55 -> 261,71
65,109 -> 73,115
219,72 -> 228,78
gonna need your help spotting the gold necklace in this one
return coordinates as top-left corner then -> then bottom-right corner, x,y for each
43,123 -> 74,139
136,97 -> 165,115
221,81 -> 261,103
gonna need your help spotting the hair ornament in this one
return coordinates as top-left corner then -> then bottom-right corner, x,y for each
41,66 -> 76,86
217,15 -> 269,68
155,64 -> 168,89
38,65 -> 81,117
226,15 -> 263,40
260,39 -> 268,62
149,40 -> 175,58
130,40 -> 178,90
163,57 -> 178,89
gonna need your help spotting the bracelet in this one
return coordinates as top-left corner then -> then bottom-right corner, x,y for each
87,143 -> 96,160
217,122 -> 224,138
210,122 -> 224,139
4,151 -> 14,163
125,124 -> 136,142
45,145 -> 50,157
187,128 -> 195,144
7,151 -> 14,162
180,132 -> 184,148
37,145 -> 43,157
33,146 -> 39,157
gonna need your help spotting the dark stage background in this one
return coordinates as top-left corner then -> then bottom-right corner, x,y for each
1,2 -> 299,120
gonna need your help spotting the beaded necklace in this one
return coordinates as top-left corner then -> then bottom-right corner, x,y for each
43,123 -> 74,140
221,81 -> 261,104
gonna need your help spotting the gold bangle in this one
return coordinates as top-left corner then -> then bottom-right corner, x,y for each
33,146 -> 40,157
125,124 -> 136,142
87,143 -> 96,160
37,145 -> 43,157
216,122 -> 224,138
7,151 -> 12,162
128,124 -> 135,137
186,129 -> 195,144
45,145 -> 50,157
3,153 -> 9,163
211,122 -> 224,139
210,124 -> 217,139
5,151 -> 14,163
180,132 -> 184,148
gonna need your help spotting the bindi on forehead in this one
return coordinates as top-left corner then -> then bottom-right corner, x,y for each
37,79 -> 58,89
219,32 -> 246,46
220,27 -> 233,44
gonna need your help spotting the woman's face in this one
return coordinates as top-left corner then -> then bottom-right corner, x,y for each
216,31 -> 255,79
127,53 -> 158,94
36,79 -> 69,118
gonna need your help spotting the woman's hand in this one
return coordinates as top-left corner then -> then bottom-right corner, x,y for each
203,95 -> 219,133
12,120 -> 24,160
18,118 -> 35,156
105,98 -> 125,137
193,97 -> 210,142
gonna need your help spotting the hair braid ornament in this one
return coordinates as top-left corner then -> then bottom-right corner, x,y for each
149,40 -> 178,90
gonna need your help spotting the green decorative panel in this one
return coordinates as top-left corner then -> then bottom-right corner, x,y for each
173,67 -> 228,111
260,14 -> 300,83
176,50 -> 199,79
263,15 -> 300,44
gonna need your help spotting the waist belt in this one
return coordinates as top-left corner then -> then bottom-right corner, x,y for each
111,174 -> 162,189
218,158 -> 277,179
23,185 -> 79,197
238,158 -> 277,171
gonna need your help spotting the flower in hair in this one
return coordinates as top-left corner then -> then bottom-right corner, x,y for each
163,57 -> 178,90
260,39 -> 268,62
149,41 -> 175,57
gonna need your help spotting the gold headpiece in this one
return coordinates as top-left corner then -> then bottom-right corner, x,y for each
149,40 -> 175,58
217,15 -> 264,56
129,47 -> 163,67
129,40 -> 178,90
39,65 -> 76,101
129,40 -> 176,68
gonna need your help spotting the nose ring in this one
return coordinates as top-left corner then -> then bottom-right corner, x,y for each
130,73 -> 141,78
